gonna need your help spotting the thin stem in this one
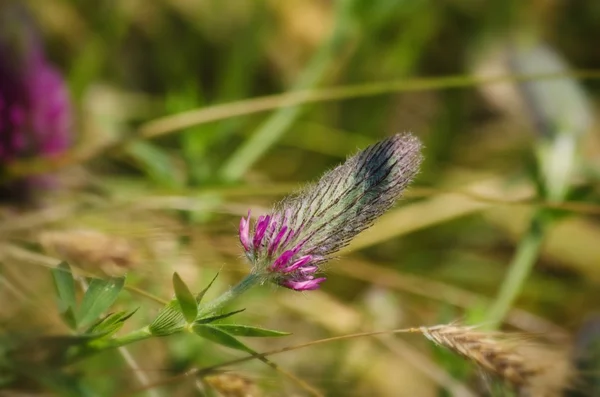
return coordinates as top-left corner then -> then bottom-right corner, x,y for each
111,326 -> 153,347
118,346 -> 162,397
197,272 -> 263,317
484,211 -> 549,329
76,277 -> 158,396
81,326 -> 153,356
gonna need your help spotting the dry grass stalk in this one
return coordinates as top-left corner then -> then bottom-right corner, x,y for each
39,229 -> 140,277
417,324 -> 572,396
203,372 -> 261,397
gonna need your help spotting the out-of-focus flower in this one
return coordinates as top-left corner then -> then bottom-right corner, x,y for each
473,40 -> 592,202
0,3 -> 71,199
239,133 -> 422,291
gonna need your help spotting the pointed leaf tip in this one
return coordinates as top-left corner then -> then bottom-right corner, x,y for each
196,272 -> 219,305
211,324 -> 290,337
173,272 -> 198,323
192,324 -> 255,354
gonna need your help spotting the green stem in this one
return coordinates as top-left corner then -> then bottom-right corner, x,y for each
69,272 -> 262,364
198,272 -> 263,317
93,326 -> 153,352
484,211 -> 549,329
111,326 -> 153,346
66,326 -> 152,363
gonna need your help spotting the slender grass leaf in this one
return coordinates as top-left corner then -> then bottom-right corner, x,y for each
192,324 -> 255,354
51,262 -> 76,320
172,272 -> 197,323
196,272 -> 219,305
77,277 -> 125,329
218,0 -> 358,182
196,309 -> 245,324
510,43 -> 592,202
126,141 -> 183,188
210,324 -> 290,337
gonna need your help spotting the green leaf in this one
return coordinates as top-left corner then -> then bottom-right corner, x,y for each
85,309 -> 138,339
172,273 -> 197,323
126,141 -> 183,188
149,299 -> 185,336
191,324 -> 255,354
51,262 -> 77,329
77,277 -> 125,329
196,309 -> 246,324
210,324 -> 290,337
196,272 -> 219,305
61,307 -> 77,330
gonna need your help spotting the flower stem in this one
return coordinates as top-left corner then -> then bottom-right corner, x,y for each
98,326 -> 153,350
198,272 -> 263,317
484,210 -> 549,329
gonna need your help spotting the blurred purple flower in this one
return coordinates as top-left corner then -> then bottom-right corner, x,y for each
239,133 -> 423,291
0,3 -> 71,198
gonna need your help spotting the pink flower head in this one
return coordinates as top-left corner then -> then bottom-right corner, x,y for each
0,3 -> 71,200
239,133 -> 423,291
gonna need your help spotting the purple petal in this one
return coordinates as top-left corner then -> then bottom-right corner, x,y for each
268,225 -> 287,256
239,210 -> 251,252
298,265 -> 318,274
253,215 -> 270,250
266,214 -> 281,241
281,277 -> 326,291
282,255 -> 313,273
271,250 -> 294,271
267,220 -> 278,239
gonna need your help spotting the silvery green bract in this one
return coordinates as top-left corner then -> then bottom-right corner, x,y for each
239,133 -> 423,290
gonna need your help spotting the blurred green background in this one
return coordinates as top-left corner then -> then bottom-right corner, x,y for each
3,0 -> 600,395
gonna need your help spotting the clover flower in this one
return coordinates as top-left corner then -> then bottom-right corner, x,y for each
239,133 -> 423,291
0,3 -> 71,199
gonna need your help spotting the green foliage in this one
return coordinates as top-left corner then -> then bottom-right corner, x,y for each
149,299 -> 186,336
149,272 -> 241,335
7,0 -> 600,395
172,272 -> 198,323
195,309 -> 246,325
85,309 -> 138,338
192,324 -> 256,354
51,262 -> 77,329
76,277 -> 125,330
125,141 -> 183,189
51,262 -> 126,331
196,272 -> 220,305
209,324 -> 290,338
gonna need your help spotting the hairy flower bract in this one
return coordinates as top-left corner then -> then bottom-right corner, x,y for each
239,133 -> 423,291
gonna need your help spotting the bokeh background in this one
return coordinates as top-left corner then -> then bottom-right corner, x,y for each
2,0 -> 600,395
